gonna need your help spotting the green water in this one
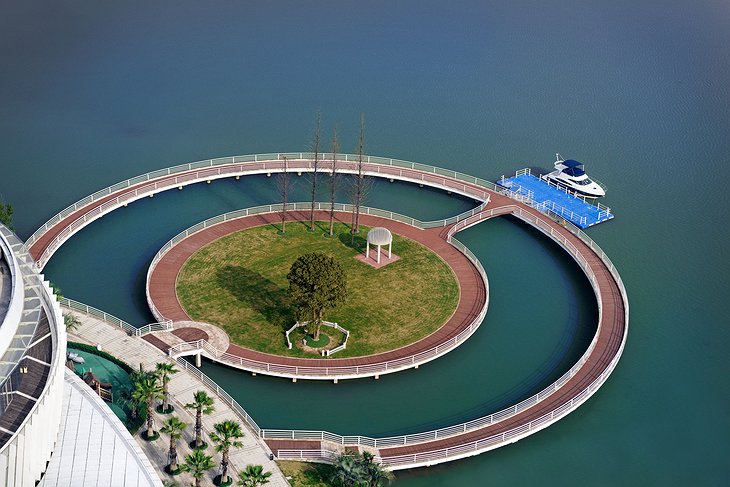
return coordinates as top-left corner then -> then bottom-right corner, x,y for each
69,347 -> 135,425
2,1 -> 729,485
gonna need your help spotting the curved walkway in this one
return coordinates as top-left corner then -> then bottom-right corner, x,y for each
265,194 -> 628,469
24,154 -> 629,470
145,209 -> 487,380
26,154 -> 491,269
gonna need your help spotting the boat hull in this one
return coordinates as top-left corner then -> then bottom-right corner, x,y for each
543,174 -> 605,198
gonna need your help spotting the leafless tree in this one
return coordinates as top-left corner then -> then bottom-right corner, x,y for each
308,112 -> 322,232
328,127 -> 340,237
276,155 -> 294,234
351,114 -> 372,243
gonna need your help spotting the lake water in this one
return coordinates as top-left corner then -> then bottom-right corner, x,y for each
1,1 -> 728,485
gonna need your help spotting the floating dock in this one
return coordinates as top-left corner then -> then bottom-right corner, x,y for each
497,169 -> 614,228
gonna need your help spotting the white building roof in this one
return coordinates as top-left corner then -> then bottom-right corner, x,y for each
39,369 -> 163,487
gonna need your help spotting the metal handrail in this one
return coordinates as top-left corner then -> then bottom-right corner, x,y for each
59,297 -> 138,335
134,321 -> 173,337
257,204 -> 627,456
27,153 -> 497,269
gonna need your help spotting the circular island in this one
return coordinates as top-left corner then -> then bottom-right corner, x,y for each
146,207 -> 489,380
176,221 -> 459,358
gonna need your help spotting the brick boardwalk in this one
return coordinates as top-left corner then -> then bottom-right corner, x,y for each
146,210 -> 487,369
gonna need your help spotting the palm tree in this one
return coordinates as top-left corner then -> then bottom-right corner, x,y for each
160,416 -> 187,472
237,464 -> 272,486
184,390 -> 215,448
210,420 -> 245,485
131,372 -> 164,439
127,368 -> 154,420
361,452 -> 394,487
155,362 -> 179,413
180,449 -> 215,487
63,313 -> 81,332
331,453 -> 365,487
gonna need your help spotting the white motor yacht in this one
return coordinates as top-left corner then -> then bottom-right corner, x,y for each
542,153 -> 606,198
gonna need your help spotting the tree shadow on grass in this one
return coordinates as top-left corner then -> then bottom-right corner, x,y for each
337,232 -> 367,253
215,265 -> 296,332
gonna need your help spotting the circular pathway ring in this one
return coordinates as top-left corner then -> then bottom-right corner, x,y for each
146,208 -> 488,380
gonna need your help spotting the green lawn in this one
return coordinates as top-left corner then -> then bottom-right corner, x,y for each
177,221 -> 459,358
277,461 -> 335,486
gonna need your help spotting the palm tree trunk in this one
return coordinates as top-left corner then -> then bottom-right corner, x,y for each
221,450 -> 229,482
147,400 -> 155,436
169,440 -> 177,471
196,409 -> 203,447
162,379 -> 169,411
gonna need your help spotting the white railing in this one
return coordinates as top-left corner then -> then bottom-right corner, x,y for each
58,297 -> 173,339
133,320 -> 173,337
27,153 -> 499,269
534,200 -> 589,227
59,297 -> 138,335
173,356 -> 263,436
285,321 -> 350,357
275,449 -> 340,463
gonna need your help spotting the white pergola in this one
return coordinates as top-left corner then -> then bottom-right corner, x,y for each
366,227 -> 393,264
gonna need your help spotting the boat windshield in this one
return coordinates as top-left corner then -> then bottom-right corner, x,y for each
563,166 -> 586,177
575,178 -> 592,185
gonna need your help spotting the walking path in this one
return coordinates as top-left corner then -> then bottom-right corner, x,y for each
265,193 -> 628,469
66,308 -> 290,487
26,154 -> 628,470
145,209 -> 487,380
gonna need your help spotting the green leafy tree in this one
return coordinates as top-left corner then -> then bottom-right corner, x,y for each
237,464 -> 272,486
155,362 -> 179,412
184,390 -> 215,448
160,416 -> 187,472
0,202 -> 13,227
330,453 -> 365,487
131,372 -> 164,438
210,420 -> 245,485
180,448 -> 215,487
287,252 -> 348,341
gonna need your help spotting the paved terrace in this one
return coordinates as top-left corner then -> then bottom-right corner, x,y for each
66,310 -> 290,486
24,154 -> 628,469
145,209 -> 486,380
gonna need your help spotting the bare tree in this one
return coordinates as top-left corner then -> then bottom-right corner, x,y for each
276,155 -> 294,234
351,114 -> 372,243
308,112 -> 322,232
328,127 -> 340,237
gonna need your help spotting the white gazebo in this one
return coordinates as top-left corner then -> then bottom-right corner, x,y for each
366,227 -> 393,264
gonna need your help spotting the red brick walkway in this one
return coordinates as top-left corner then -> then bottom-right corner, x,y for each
146,210 -> 487,369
